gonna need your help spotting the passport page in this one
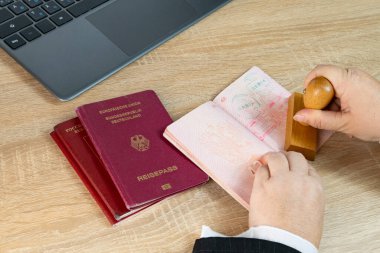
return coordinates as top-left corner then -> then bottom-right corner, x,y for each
164,102 -> 273,208
214,67 -> 291,151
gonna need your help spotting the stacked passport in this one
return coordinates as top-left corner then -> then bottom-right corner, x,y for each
51,90 -> 209,224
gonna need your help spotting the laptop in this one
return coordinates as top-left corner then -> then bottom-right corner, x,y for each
0,0 -> 230,101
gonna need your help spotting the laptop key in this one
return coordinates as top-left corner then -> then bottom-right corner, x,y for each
66,2 -> 88,17
67,0 -> 109,18
20,25 -> 41,41
86,0 -> 110,10
8,1 -> 28,15
50,10 -> 72,26
35,18 -> 55,33
23,0 -> 43,8
0,8 -> 14,24
55,0 -> 74,8
0,0 -> 14,7
42,1 -> 61,14
0,15 -> 32,39
27,6 -> 46,21
4,33 -> 26,49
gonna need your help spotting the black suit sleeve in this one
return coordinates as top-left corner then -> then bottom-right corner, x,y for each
192,237 -> 301,253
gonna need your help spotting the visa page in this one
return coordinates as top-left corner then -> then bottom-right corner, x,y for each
214,67 -> 291,151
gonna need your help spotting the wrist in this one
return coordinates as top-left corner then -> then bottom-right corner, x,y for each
247,226 -> 319,253
251,222 -> 321,249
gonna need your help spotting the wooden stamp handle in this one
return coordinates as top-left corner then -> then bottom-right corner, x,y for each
303,77 -> 335,110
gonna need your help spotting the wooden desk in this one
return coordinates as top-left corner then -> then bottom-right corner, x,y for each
1,1 -> 380,252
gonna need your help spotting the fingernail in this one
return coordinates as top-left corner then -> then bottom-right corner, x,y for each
293,114 -> 306,122
250,161 -> 262,174
293,114 -> 309,126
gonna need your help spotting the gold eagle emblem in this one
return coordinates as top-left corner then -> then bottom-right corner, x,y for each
131,134 -> 150,151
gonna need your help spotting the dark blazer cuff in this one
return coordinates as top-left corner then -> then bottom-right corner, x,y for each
192,237 -> 301,253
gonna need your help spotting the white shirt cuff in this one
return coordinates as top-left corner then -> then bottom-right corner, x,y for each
200,225 -> 318,253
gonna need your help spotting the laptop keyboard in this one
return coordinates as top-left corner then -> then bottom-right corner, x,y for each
0,0 -> 110,50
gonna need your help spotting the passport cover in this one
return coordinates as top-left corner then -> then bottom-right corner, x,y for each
51,118 -> 155,224
164,67 -> 332,208
76,90 -> 209,209
50,130 -> 117,224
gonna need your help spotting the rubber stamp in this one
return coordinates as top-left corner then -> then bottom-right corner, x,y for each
284,77 -> 334,160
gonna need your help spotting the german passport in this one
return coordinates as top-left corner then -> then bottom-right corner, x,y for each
51,90 -> 208,224
164,67 -> 331,209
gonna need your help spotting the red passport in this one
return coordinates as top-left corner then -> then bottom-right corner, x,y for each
76,90 -> 208,209
51,118 -> 155,224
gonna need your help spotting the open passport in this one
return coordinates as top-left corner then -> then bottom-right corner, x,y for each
164,67 -> 330,209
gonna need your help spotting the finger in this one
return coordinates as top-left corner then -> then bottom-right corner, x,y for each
248,161 -> 263,175
308,165 -> 321,181
254,164 -> 270,183
327,98 -> 341,112
304,64 -> 347,97
286,151 -> 308,175
293,108 -> 348,131
260,152 -> 290,178
248,155 -> 261,166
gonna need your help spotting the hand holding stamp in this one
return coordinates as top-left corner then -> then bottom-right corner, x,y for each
284,77 -> 335,160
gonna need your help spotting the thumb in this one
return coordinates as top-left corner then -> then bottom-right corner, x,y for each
293,109 -> 347,131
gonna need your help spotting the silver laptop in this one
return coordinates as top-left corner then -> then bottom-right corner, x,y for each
0,0 -> 230,100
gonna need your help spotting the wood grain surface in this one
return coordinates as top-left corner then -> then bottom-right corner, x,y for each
1,0 -> 380,252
